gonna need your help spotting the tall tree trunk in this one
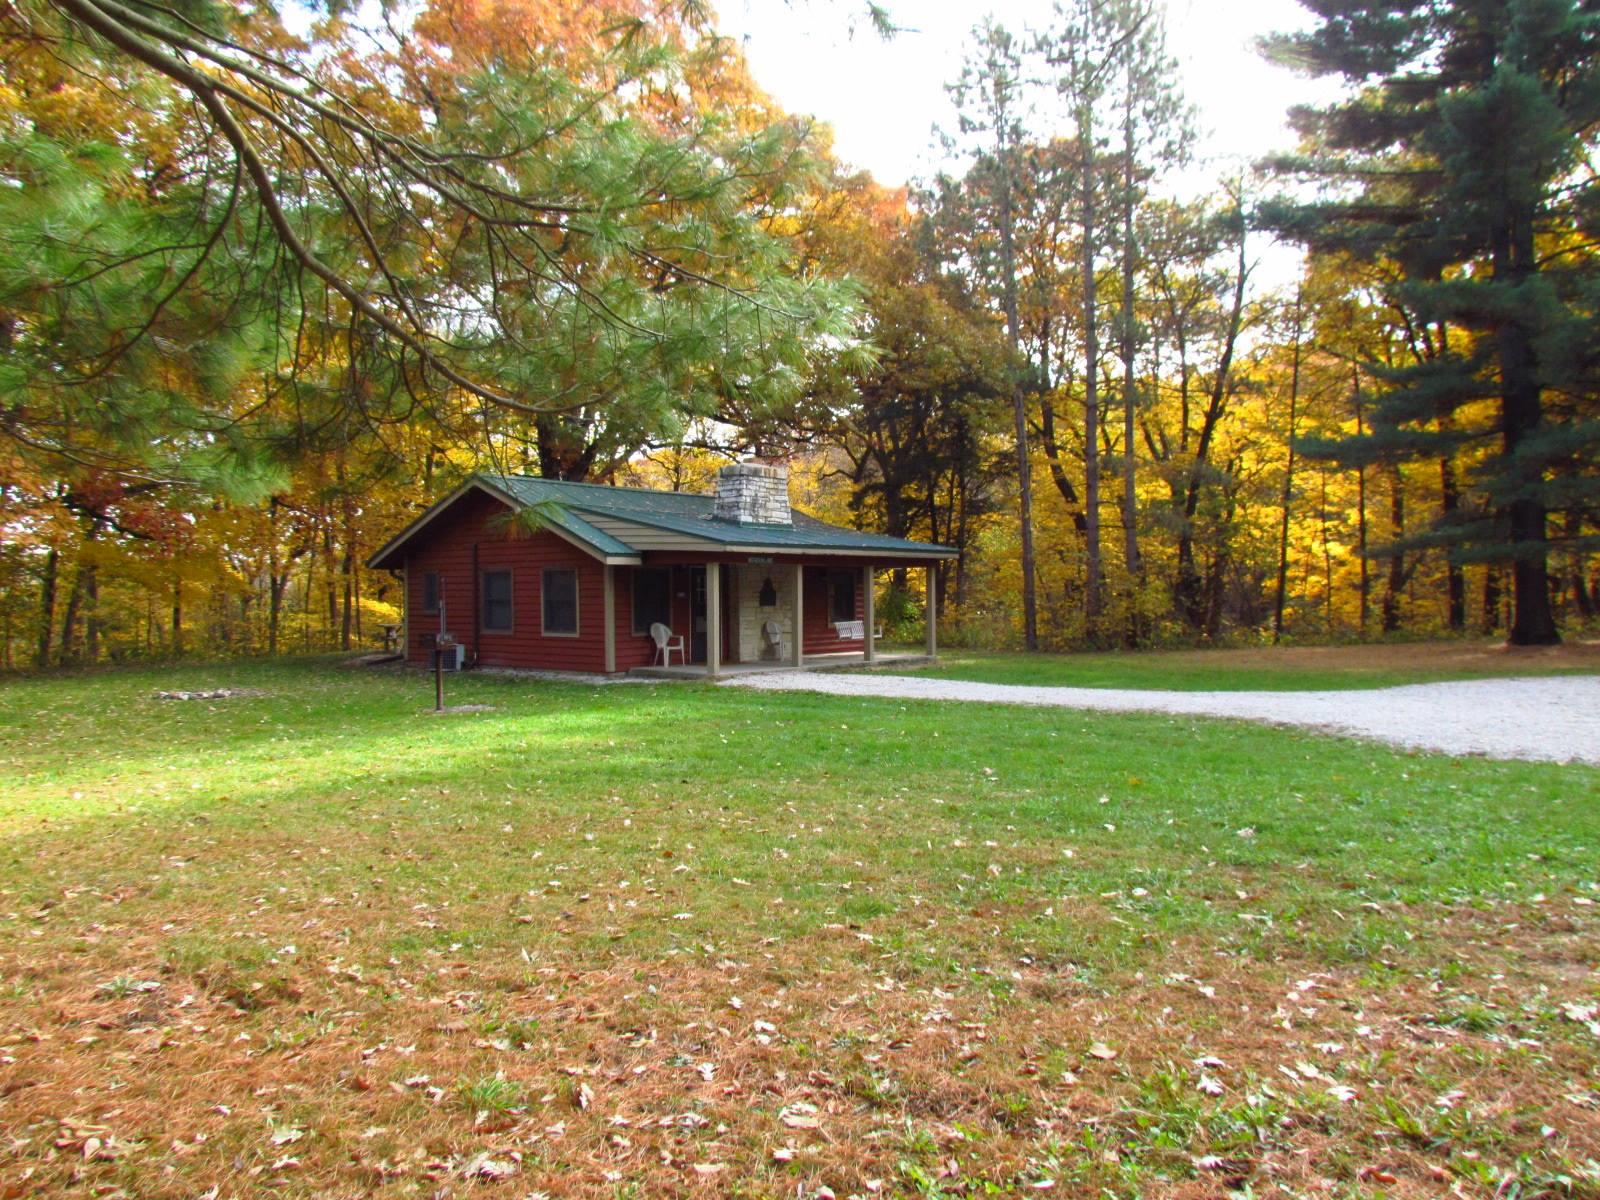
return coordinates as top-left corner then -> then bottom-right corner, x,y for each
954,442 -> 970,611
1482,567 -> 1502,634
1038,394 -> 1090,532
83,561 -> 99,664
323,521 -> 337,647
1382,465 -> 1405,633
1079,101 -> 1103,631
34,546 -> 58,669
302,559 -> 314,650
339,461 -> 355,651
1494,213 -> 1559,644
1353,368 -> 1370,634
1272,291 -> 1303,643
1440,453 -> 1466,631
58,542 -> 90,666
267,502 -> 283,656
171,572 -> 183,657
1319,466 -> 1334,630
1174,210 -> 1247,633
341,552 -> 354,650
60,519 -> 106,666
1118,88 -> 1140,589
997,151 -> 1039,651
58,585 -> 82,668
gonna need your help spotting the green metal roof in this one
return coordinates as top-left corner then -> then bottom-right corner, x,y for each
368,472 -> 956,571
518,495 -> 640,559
485,474 -> 956,559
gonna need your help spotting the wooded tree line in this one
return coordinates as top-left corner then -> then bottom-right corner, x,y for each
2,0 -> 1595,667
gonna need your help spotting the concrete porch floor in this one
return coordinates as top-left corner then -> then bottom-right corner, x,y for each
630,649 -> 932,680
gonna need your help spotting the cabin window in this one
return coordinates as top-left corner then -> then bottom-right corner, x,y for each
631,569 -> 672,635
481,570 -> 513,633
542,568 -> 579,636
421,571 -> 441,614
829,570 -> 856,623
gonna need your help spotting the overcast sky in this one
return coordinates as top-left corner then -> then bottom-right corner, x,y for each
717,0 -> 1345,197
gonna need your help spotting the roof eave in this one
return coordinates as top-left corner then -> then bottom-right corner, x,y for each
722,542 -> 960,559
366,477 -> 494,571
365,475 -> 640,570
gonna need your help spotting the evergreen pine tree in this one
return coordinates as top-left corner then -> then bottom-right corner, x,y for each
1263,0 -> 1600,645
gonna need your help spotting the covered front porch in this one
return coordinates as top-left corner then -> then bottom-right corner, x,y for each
613,559 -> 940,680
630,648 -> 933,680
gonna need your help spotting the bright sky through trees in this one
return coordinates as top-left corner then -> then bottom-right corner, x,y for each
720,0 -> 1344,195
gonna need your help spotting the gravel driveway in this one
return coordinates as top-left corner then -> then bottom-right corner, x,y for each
724,671 -> 1600,765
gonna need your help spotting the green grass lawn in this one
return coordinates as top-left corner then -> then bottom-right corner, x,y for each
894,639 -> 1600,690
1,657 -> 1597,1198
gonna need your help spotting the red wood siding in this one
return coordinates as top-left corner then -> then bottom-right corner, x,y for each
394,492 -> 927,673
802,566 -> 867,654
404,490 -> 606,672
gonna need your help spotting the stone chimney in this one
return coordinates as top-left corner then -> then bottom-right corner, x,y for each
713,462 -> 792,526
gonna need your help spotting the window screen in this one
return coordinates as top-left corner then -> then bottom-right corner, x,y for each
542,568 -> 579,635
422,571 -> 441,614
631,569 -> 672,635
482,570 -> 513,632
830,570 -> 856,623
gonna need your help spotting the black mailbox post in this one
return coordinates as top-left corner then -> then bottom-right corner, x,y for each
432,631 -> 457,712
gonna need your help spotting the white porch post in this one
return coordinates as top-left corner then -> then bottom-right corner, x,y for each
862,564 -> 876,663
925,563 -> 938,657
603,565 -> 616,674
706,561 -> 722,678
791,562 -> 804,667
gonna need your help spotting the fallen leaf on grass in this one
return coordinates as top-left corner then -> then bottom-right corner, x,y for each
780,1103 -> 820,1129
1087,1043 -> 1117,1061
660,1112 -> 709,1129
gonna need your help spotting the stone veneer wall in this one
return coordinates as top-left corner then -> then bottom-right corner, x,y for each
713,463 -> 792,525
733,565 -> 795,661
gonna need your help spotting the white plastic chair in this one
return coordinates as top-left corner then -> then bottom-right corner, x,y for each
761,619 -> 782,660
650,622 -> 685,667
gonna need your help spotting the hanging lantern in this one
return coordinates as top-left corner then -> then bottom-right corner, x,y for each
758,576 -> 778,607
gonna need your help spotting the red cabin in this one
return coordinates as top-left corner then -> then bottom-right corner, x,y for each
366,464 -> 955,677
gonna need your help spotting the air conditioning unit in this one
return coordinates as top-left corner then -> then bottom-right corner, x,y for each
431,639 -> 464,670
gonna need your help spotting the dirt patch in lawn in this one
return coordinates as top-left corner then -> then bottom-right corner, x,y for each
3,900 -> 1596,1199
